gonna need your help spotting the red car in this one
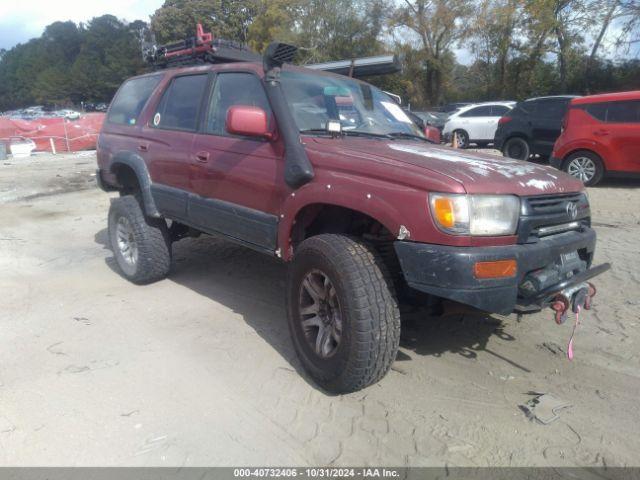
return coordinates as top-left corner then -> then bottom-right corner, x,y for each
551,91 -> 640,186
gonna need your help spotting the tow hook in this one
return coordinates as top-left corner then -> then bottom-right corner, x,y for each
550,282 -> 597,360
551,297 -> 570,325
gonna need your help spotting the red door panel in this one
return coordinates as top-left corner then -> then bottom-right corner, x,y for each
144,128 -> 195,190
190,71 -> 287,216
190,134 -> 285,215
605,123 -> 640,172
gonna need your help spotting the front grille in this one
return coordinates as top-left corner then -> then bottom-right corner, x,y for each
525,193 -> 584,215
518,193 -> 590,243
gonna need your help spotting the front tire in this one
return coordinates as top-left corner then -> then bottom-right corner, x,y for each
563,151 -> 604,186
108,195 -> 171,284
287,234 -> 401,393
502,137 -> 530,160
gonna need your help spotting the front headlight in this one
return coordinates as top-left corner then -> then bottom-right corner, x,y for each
429,193 -> 520,236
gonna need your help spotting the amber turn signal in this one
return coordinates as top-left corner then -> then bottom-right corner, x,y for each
433,197 -> 455,229
474,259 -> 517,279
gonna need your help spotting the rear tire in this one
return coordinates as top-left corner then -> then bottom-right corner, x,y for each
502,137 -> 530,160
287,234 -> 401,393
453,129 -> 469,149
108,195 -> 171,284
563,151 -> 604,186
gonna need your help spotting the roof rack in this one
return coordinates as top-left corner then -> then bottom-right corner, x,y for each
142,23 -> 261,68
306,55 -> 401,78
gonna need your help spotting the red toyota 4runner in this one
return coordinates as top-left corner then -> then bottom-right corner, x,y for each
96,46 -> 609,392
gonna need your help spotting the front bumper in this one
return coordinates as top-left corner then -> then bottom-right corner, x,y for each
394,229 -> 610,315
550,156 -> 563,169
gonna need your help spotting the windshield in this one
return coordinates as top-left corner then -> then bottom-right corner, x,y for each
280,70 -> 425,138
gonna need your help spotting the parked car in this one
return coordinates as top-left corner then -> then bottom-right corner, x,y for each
405,110 -> 441,143
550,91 -> 640,186
442,102 -> 515,148
413,111 -> 447,131
60,109 -> 81,120
495,95 -> 579,160
8,136 -> 36,157
431,103 -> 470,127
96,52 -> 608,393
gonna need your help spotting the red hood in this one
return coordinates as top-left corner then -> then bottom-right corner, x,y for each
307,137 -> 584,195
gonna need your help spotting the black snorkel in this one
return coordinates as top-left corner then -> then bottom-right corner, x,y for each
262,42 -> 314,189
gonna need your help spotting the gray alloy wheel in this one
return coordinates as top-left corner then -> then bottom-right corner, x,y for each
286,234 -> 400,393
566,156 -> 597,183
562,151 -> 605,186
453,130 -> 469,148
108,195 -> 171,284
115,216 -> 139,269
298,269 -> 342,359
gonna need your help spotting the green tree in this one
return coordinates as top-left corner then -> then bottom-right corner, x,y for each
247,0 -> 301,52
468,0 -> 521,98
391,0 -> 472,105
151,0 -> 261,44
246,0 -> 387,61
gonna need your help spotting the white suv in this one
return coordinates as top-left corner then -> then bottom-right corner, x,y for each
442,102 -> 515,148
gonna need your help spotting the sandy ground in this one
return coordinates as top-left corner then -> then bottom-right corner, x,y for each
0,151 -> 639,467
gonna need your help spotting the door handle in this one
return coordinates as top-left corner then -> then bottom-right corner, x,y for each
195,151 -> 210,163
138,143 -> 149,152
594,129 -> 609,136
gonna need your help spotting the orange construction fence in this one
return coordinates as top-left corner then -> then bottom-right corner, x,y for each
0,113 -> 105,152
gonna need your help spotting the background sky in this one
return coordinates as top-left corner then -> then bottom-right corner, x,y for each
0,0 -> 165,51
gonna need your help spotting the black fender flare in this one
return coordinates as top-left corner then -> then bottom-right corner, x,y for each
109,151 -> 161,218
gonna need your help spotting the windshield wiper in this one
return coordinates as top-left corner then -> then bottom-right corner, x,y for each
342,130 -> 393,139
301,129 -> 428,142
299,129 -> 393,140
299,129 -> 332,136
386,132 -> 434,143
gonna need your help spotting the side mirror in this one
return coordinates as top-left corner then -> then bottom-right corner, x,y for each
226,106 -> 272,139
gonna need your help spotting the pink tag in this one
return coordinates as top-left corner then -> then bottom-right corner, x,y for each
567,337 -> 574,360
567,306 -> 580,361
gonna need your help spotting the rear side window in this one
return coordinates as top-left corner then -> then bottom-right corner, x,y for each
152,74 -> 209,131
460,105 -> 493,117
206,72 -> 272,136
582,100 -> 640,123
491,105 -> 511,116
107,75 -> 162,126
534,99 -> 568,119
607,100 -> 640,123
584,103 -> 608,121
513,102 -> 535,116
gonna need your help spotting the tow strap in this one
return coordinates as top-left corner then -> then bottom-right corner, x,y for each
567,305 -> 580,361
550,282 -> 596,361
